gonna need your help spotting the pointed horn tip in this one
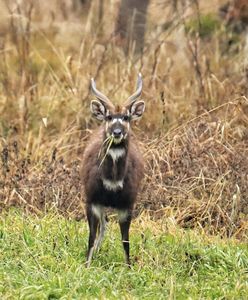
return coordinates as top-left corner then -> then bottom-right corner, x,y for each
90,78 -> 96,89
137,73 -> 143,86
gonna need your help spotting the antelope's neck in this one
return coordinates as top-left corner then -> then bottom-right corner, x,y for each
100,140 -> 128,190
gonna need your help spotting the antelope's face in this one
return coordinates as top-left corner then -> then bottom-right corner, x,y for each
90,74 -> 145,144
104,110 -> 130,143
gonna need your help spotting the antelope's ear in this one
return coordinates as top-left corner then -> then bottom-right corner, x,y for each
90,100 -> 106,121
129,101 -> 145,120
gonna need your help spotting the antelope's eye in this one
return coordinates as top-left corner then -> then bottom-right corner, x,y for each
123,115 -> 129,121
106,115 -> 112,121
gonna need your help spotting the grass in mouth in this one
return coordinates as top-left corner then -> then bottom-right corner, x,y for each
98,135 -> 114,168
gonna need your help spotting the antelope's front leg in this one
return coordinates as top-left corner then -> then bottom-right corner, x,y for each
118,210 -> 132,266
86,205 -> 99,267
94,208 -> 106,252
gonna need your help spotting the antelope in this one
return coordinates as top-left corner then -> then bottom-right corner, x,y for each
82,74 -> 145,267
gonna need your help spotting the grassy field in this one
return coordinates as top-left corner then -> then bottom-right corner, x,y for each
0,210 -> 247,299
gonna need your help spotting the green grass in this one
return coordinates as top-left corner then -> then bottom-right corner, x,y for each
185,13 -> 221,38
0,210 -> 247,299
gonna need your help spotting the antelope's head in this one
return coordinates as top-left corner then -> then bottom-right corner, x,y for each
90,74 -> 145,144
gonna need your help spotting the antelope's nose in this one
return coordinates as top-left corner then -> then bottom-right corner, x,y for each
113,128 -> 122,137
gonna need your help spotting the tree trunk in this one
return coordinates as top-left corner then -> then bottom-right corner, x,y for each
220,0 -> 248,32
115,0 -> 149,56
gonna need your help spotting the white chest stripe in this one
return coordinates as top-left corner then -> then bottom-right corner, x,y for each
108,148 -> 126,162
102,179 -> 124,191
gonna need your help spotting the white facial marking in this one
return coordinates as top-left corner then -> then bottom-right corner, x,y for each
108,148 -> 126,162
112,136 -> 123,144
112,118 -> 123,124
102,179 -> 124,191
118,210 -> 129,222
92,204 -> 104,219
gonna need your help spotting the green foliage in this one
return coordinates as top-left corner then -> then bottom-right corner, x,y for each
0,210 -> 247,299
185,14 -> 221,38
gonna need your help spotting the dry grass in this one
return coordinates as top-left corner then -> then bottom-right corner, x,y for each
0,0 -> 247,239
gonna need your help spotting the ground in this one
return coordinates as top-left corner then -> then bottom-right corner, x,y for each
0,210 -> 247,299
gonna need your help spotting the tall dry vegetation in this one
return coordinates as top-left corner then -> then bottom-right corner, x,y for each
0,0 -> 247,239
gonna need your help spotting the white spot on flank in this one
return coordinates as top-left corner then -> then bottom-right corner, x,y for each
108,148 -> 126,162
102,179 -> 124,191
92,204 -> 104,219
118,210 -> 129,222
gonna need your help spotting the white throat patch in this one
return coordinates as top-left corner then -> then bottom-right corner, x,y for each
102,179 -> 124,191
108,148 -> 126,162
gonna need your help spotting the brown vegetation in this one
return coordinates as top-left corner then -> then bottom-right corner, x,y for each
0,0 -> 247,239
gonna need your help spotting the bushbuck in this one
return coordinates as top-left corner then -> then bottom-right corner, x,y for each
82,74 -> 145,267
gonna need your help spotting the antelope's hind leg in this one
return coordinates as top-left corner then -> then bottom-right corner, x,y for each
86,205 -> 100,267
118,210 -> 132,266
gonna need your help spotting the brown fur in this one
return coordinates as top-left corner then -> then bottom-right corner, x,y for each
82,125 -> 144,210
